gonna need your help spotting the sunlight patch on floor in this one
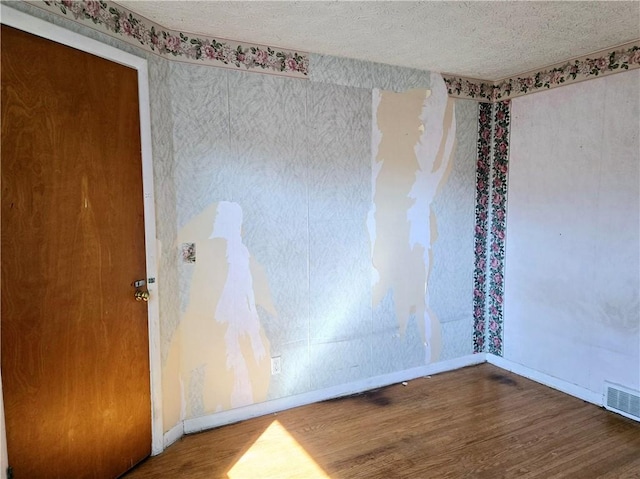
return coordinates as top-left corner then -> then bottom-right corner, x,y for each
227,420 -> 330,479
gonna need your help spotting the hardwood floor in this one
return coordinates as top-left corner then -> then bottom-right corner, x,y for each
125,364 -> 640,478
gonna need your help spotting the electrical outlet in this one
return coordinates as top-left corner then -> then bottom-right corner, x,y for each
271,356 -> 282,375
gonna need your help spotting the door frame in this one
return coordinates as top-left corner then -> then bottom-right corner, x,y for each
0,4 -> 164,470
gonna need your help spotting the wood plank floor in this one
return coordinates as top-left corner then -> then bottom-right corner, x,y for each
125,364 -> 640,478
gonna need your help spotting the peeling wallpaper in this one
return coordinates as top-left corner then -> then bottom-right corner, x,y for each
7,2 -> 639,452
172,202 -> 273,415
8,1 -> 478,434
369,84 -> 456,364
163,63 -> 477,420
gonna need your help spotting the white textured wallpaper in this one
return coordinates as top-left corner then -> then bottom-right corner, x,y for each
164,63 -> 478,418
505,70 -> 640,393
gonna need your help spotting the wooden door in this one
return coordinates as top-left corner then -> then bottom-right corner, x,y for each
1,25 -> 151,478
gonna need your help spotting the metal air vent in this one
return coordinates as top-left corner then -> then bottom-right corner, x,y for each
604,381 -> 640,422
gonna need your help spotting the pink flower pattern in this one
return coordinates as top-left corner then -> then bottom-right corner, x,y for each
42,0 -> 309,76
40,2 -> 636,93
473,102 -> 493,353
473,100 -> 510,355
165,35 -> 182,54
444,44 -> 639,102
487,100 -> 510,355
84,0 -> 99,16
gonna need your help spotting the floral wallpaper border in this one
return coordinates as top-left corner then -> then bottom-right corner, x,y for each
444,42 -> 640,102
472,102 -> 492,353
31,0 -> 309,78
25,2 -> 639,95
487,101 -> 511,356
473,100 -> 511,355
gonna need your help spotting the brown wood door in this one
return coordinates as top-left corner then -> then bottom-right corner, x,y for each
1,25 -> 151,478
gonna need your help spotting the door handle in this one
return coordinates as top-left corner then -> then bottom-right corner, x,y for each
134,290 -> 150,302
133,279 -> 149,302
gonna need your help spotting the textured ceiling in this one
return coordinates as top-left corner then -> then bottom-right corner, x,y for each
116,1 -> 640,80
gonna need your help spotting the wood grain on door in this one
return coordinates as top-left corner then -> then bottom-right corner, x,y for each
1,25 -> 151,478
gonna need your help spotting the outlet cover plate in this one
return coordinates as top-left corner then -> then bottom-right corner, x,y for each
271,356 -> 281,375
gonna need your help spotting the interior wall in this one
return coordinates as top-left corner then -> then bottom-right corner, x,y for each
162,59 -> 479,426
6,2 -> 478,435
504,70 -> 640,394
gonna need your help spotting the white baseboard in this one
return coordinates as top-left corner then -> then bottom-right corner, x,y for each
158,353 -> 608,451
183,353 -> 485,434
162,422 -> 185,451
486,354 -> 602,406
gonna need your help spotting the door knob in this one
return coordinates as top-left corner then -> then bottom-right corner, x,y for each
133,289 -> 149,301
133,279 -> 149,302
134,290 -> 150,302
